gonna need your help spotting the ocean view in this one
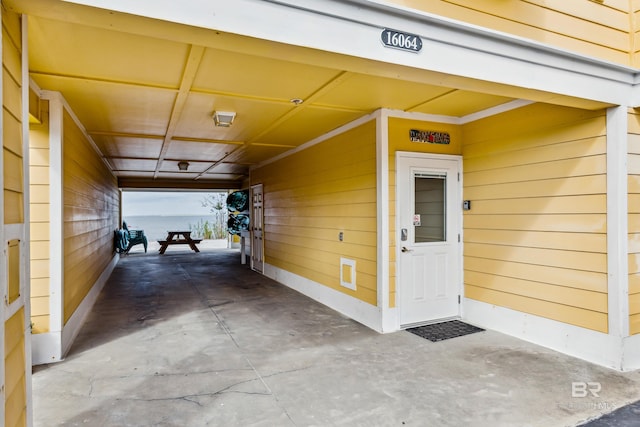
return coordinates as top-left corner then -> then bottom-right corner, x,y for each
123,215 -> 220,241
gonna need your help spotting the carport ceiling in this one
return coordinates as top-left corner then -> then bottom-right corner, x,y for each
24,6 -> 518,190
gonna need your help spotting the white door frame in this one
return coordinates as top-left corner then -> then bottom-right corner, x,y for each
395,151 -> 463,328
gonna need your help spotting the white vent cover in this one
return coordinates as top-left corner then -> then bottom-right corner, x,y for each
340,257 -> 356,291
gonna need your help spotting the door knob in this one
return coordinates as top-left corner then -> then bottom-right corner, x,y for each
401,246 -> 412,253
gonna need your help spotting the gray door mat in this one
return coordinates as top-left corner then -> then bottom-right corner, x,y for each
406,320 -> 484,342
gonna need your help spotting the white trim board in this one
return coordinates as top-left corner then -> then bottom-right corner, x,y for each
47,92 -> 64,343
22,14 -> 34,427
376,110 -> 395,332
606,106 -> 629,338
263,263 -> 388,333
623,334 -> 640,372
464,298 -> 640,372
31,332 -> 62,365
383,100 -> 534,125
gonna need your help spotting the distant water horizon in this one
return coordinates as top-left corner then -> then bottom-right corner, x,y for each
123,215 -> 222,241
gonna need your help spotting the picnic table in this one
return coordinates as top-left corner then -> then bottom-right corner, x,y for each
158,231 -> 201,254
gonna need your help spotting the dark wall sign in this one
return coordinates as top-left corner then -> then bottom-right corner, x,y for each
410,129 -> 451,145
381,28 -> 422,53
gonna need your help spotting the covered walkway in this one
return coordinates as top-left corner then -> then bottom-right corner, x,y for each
33,249 -> 640,426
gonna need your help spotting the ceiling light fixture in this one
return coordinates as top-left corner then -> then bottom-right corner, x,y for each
290,98 -> 304,105
212,111 -> 236,127
177,161 -> 189,171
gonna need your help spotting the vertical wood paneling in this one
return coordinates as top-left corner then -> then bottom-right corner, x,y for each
5,308 -> 26,427
7,240 -> 20,304
387,117 -> 462,307
462,103 -> 609,333
62,109 -> 119,323
392,0 -> 632,65
251,121 -> 378,305
628,109 -> 640,334
2,8 -> 28,427
2,10 -> 23,224
30,99 -> 51,332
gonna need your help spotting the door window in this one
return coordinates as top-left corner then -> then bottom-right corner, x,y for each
414,173 -> 446,243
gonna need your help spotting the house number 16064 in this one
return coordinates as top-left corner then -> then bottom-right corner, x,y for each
381,28 -> 423,53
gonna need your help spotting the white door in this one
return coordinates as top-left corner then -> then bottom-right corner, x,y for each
397,153 -> 462,327
250,184 -> 264,273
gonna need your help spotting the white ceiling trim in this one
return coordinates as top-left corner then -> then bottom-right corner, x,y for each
382,109 -> 460,125
382,100 -> 533,125
59,0 -> 638,108
458,99 -> 536,124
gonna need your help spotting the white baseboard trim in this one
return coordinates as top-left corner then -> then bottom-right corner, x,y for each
61,254 -> 119,358
31,332 -> 62,365
264,263 -> 383,332
463,298 -> 640,371
622,333 -> 640,371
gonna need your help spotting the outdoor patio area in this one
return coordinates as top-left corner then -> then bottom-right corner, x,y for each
32,248 -> 640,426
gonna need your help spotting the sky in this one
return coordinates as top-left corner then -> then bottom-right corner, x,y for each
122,191 -> 223,216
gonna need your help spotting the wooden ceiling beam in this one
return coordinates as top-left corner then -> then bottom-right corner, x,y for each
194,145 -> 246,180
153,44 -> 206,178
87,130 -> 165,139
405,89 -> 458,112
29,70 -> 177,91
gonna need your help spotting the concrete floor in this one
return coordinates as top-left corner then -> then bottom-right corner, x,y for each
33,246 -> 640,426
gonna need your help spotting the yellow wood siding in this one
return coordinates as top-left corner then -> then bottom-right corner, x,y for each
5,307 -> 26,427
30,100 -> 51,333
628,108 -> 640,335
7,240 -> 20,304
387,117 -> 462,307
251,121 -> 378,305
2,9 -> 22,225
462,103 -> 608,332
393,0 -> 632,66
63,110 -> 119,323
2,9 -> 27,427
633,1 -> 640,67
